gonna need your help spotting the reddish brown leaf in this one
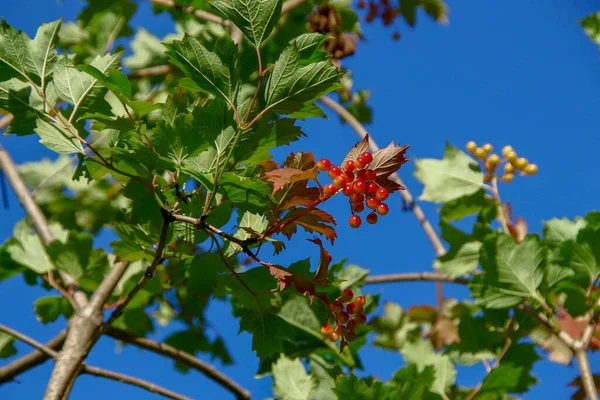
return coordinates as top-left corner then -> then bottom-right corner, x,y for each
339,338 -> 349,354
429,317 -> 460,348
280,208 -> 337,244
569,374 -> 600,400
375,175 -> 404,194
558,313 -> 588,340
308,237 -> 332,288
260,159 -> 278,173
343,134 -> 371,163
265,167 -> 319,194
279,187 -> 321,210
370,142 -> 410,178
268,265 -> 294,291
283,151 -> 316,170
407,305 -> 438,323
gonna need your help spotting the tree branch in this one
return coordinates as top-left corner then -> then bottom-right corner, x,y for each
0,114 -> 14,131
0,324 -> 191,400
365,272 -> 468,285
106,327 -> 251,400
0,145 -> 88,309
574,348 -> 598,400
0,331 -> 66,384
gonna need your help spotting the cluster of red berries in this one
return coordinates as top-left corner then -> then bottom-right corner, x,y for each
466,142 -> 538,183
317,152 -> 390,228
320,289 -> 367,343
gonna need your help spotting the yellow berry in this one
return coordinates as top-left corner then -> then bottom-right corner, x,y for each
506,151 -> 518,164
484,173 -> 493,183
482,143 -> 493,153
474,148 -> 487,159
329,332 -> 340,342
516,157 -> 529,170
524,164 -> 538,175
501,173 -> 514,183
487,154 -> 500,167
466,141 -> 477,153
501,145 -> 514,157
504,163 -> 514,174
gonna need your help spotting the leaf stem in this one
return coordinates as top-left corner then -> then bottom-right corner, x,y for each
490,177 -> 510,233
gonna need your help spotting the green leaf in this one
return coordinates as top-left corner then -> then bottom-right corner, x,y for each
34,119 -> 83,154
0,78 -> 46,135
560,237 -> 600,284
389,364 -> 437,399
439,190 -> 494,222
77,64 -> 131,103
0,332 -> 17,359
239,310 -> 295,359
46,232 -> 93,279
371,302 -> 420,350
226,211 -> 268,256
308,355 -> 340,400
210,0 -> 283,48
435,241 -> 481,277
34,295 -> 73,324
165,35 -> 237,104
334,376 -> 389,400
479,343 -> 539,396
278,295 -> 355,366
401,339 -> 456,397
414,143 -> 485,203
124,28 -> 168,70
6,220 -> 67,274
272,355 -> 315,400
53,52 -> 120,113
0,19 -> 61,83
265,44 -> 343,115
218,172 -> 273,213
582,12 -> 600,47
153,113 -> 210,164
237,118 -> 306,165
481,235 -> 545,306
543,217 -> 587,247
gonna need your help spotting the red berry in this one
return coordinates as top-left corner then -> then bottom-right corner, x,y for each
340,289 -> 354,302
343,170 -> 354,182
355,157 -> 366,169
354,181 -> 367,194
320,324 -> 334,337
366,212 -> 378,224
317,158 -> 331,171
334,175 -> 347,189
343,160 -> 356,171
345,331 -> 357,342
364,169 -> 376,181
331,300 -> 343,313
346,302 -> 358,314
355,314 -> 367,324
367,182 -> 378,194
356,170 -> 367,182
377,203 -> 389,216
361,152 -> 373,163
337,311 -> 350,324
343,185 -> 355,196
329,332 -> 340,342
351,201 -> 365,213
328,166 -> 342,179
323,184 -> 337,196
376,187 -> 389,201
354,296 -> 366,307
349,215 -> 362,228
346,319 -> 358,332
366,196 -> 380,209
350,193 -> 365,203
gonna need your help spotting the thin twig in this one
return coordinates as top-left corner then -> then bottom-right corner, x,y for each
106,327 -> 251,400
517,304 -> 575,348
318,95 -> 448,312
0,114 -> 14,131
0,324 -> 192,400
364,272 -> 469,285
574,348 -> 598,400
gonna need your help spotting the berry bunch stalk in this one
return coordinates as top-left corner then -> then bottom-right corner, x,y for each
320,289 -> 367,344
317,151 -> 390,228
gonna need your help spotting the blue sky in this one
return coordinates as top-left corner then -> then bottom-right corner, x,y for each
1,0 -> 600,399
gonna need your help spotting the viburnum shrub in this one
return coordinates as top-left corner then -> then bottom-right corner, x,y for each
0,2 -> 599,400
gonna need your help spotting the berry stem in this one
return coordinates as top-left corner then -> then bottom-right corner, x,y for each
490,177 -> 510,233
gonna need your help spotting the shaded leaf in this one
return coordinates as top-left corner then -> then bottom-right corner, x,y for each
34,295 -> 73,324
272,355 -> 315,400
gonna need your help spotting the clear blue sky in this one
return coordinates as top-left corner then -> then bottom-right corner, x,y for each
1,0 -> 600,399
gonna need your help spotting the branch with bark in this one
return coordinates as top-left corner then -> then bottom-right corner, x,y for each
0,324 -> 191,400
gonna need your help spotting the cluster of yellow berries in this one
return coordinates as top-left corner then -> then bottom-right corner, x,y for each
466,142 -> 538,183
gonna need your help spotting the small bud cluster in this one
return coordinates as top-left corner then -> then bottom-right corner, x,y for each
466,142 -> 538,183
317,152 -> 390,228
320,289 -> 367,343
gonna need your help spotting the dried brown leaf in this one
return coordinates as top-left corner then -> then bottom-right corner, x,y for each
265,167 -> 319,194
308,237 -> 332,287
342,134 -> 370,163
370,142 -> 410,178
